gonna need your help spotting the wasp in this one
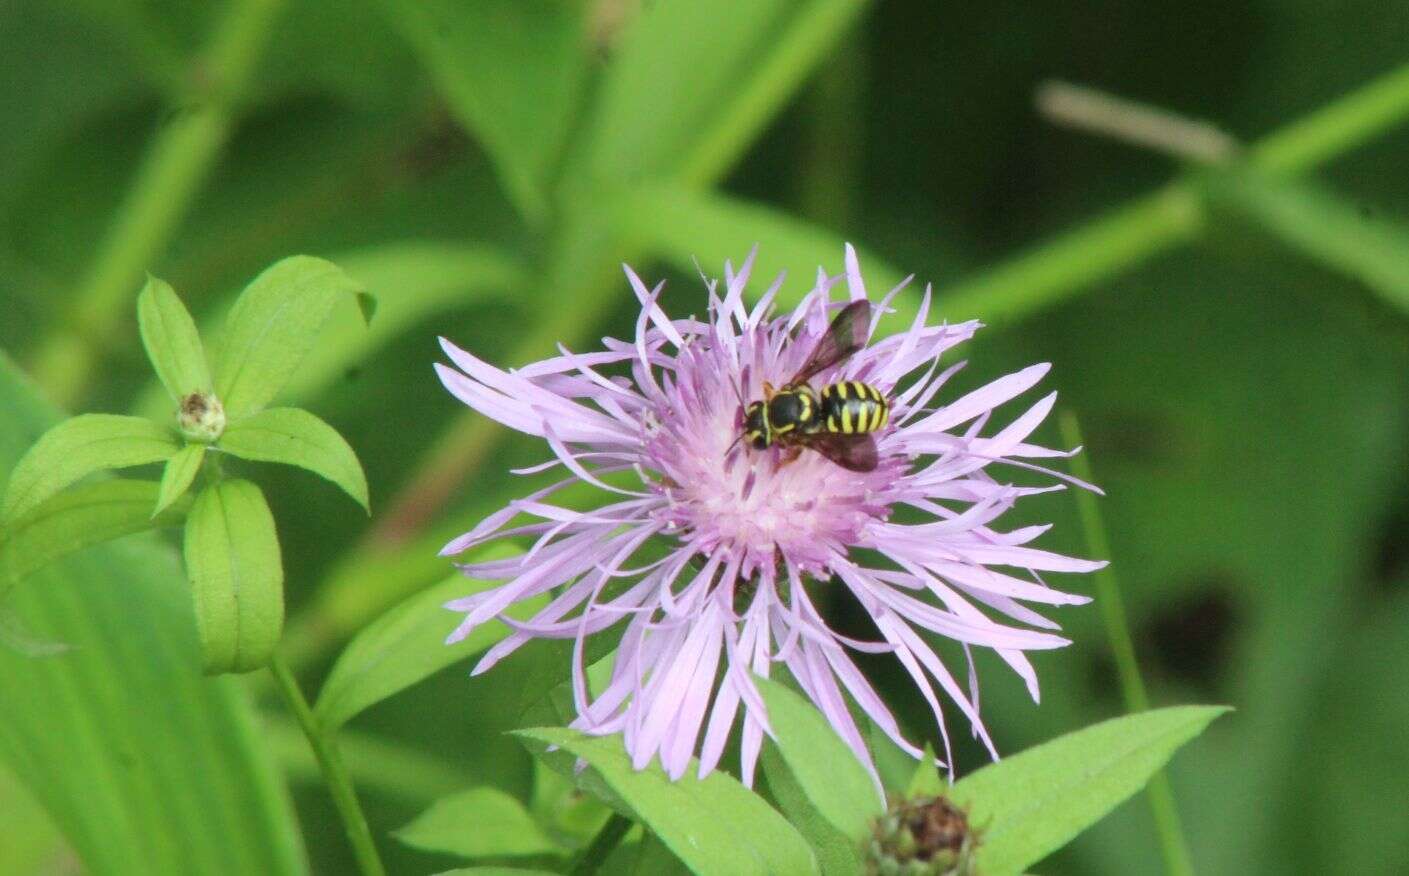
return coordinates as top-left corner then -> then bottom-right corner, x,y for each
740,299 -> 889,472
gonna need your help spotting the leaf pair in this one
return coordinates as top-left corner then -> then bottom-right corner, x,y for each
549,675 -> 1224,875
136,258 -> 372,515
141,258 -> 376,420
758,679 -> 1227,876
1,256 -> 374,674
144,258 -> 372,673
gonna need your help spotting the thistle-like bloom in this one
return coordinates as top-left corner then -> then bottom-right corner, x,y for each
436,246 -> 1102,785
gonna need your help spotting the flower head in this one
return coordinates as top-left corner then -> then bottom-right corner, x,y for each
436,245 -> 1102,785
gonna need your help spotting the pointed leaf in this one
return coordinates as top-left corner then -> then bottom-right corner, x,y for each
395,787 -> 563,860
633,832 -> 692,875
905,744 -> 944,798
314,547 -> 536,730
868,719 -> 921,797
355,291 -> 377,325
0,354 -> 306,875
130,243 -> 527,420
756,677 -> 882,836
950,706 -> 1230,875
392,0 -> 588,221
219,407 -> 369,512
184,479 -> 284,674
2,414 -> 178,523
576,0 -> 793,183
517,728 -> 816,875
137,274 -> 212,402
212,256 -> 369,418
2,479 -> 189,590
155,444 -> 205,517
760,747 -> 865,876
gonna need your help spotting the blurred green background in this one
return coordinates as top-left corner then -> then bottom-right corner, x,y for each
1,1 -> 1407,873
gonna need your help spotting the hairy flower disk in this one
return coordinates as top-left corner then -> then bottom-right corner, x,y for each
436,245 -> 1104,784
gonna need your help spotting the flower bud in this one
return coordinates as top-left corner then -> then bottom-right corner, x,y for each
178,391 -> 225,443
867,794 -> 979,876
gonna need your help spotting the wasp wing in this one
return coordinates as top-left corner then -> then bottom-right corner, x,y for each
787,299 -> 871,387
799,432 -> 879,472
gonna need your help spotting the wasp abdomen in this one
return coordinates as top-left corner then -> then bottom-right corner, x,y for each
820,380 -> 888,434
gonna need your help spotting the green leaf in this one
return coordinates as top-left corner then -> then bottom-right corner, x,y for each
395,786 -> 563,860
314,547 -> 536,730
950,706 -> 1230,876
756,677 -> 879,875
355,291 -> 377,325
393,0 -> 588,222
184,479 -> 284,674
212,255 -> 369,418
620,185 -> 907,310
633,832 -> 692,875
137,274 -> 212,402
129,242 -> 525,420
1209,172 -> 1409,316
868,719 -> 921,797
576,0 -> 793,183
0,354 -> 306,874
904,744 -> 944,798
2,479 -> 189,590
1,414 -> 179,523
218,407 -> 369,513
155,443 -> 205,517
760,748 -> 865,876
282,242 -> 525,403
517,728 -> 816,875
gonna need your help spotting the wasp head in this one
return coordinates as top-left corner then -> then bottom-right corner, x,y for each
744,401 -> 770,449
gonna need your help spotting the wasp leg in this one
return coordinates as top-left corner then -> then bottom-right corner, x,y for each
762,380 -> 776,400
777,445 -> 803,467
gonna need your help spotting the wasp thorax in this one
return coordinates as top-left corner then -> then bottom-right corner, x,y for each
867,794 -> 979,876
178,390 -> 225,443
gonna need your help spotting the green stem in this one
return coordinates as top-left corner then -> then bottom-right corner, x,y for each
1059,412 -> 1192,876
267,652 -> 386,876
941,184 -> 1202,326
263,716 -> 476,803
939,60 -> 1409,327
1249,61 -> 1409,174
28,0 -> 286,406
678,0 -> 870,188
569,813 -> 633,876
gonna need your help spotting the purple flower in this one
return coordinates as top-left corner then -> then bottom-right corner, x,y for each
436,245 -> 1102,785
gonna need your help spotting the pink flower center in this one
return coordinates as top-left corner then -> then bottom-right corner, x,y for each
642,348 -> 898,579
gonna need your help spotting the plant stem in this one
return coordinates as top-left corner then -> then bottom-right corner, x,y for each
1249,61 -> 1409,174
678,0 -> 870,189
940,60 -> 1409,327
267,652 -> 386,876
28,0 -> 286,407
569,813 -> 633,876
941,184 -> 1202,326
263,716 -> 476,803
1059,411 -> 1192,876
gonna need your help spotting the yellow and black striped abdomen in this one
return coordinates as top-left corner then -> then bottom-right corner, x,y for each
820,380 -> 889,435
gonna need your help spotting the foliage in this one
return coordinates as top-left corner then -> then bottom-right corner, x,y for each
0,1 -> 1406,874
